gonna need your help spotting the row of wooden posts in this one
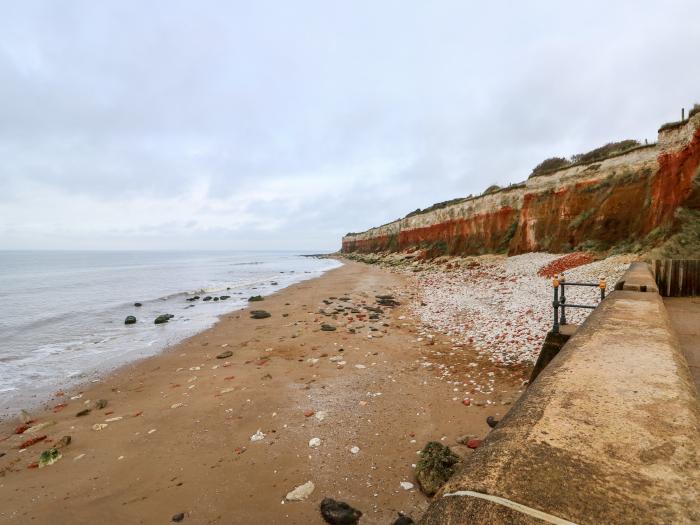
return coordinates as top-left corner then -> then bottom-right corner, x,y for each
652,259 -> 700,297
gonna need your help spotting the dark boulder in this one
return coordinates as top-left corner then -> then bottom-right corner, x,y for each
216,350 -> 233,359
415,441 -> 460,496
392,514 -> 415,525
219,295 -> 230,300
250,310 -> 271,319
203,296 -> 212,302
248,295 -> 264,302
133,302 -> 142,307
319,498 -> 362,525
320,324 -> 336,331
124,315 -> 137,325
154,314 -> 171,324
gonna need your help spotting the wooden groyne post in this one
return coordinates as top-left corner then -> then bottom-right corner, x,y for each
652,259 -> 700,297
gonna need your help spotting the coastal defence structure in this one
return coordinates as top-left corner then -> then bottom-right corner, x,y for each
419,263 -> 700,524
342,112 -> 700,257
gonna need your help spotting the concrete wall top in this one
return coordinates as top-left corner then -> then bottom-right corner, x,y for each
420,267 -> 699,524
618,261 -> 660,293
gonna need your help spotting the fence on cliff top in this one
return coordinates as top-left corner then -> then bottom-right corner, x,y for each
652,259 -> 700,297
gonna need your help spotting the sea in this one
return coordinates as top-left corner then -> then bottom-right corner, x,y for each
0,250 -> 342,415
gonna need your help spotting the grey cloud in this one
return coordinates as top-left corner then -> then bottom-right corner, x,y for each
0,1 -> 699,250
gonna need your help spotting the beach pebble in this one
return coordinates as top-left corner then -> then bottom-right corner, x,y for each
350,446 -> 360,454
467,439 -> 482,449
314,411 -> 327,422
216,350 -> 233,359
92,424 -> 108,431
26,422 -> 56,434
250,429 -> 266,442
309,437 -> 321,448
319,498 -> 363,525
172,512 -> 185,522
400,481 -> 414,490
286,481 -> 315,501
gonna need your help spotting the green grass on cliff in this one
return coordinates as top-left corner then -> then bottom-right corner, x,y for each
646,208 -> 700,259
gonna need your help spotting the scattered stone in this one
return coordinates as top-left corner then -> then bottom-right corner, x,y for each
350,446 -> 360,454
202,296 -> 212,301
400,481 -> 414,490
154,314 -> 172,324
467,439 -> 482,449
456,435 -> 473,445
219,295 -> 230,300
286,481 -> 315,501
172,512 -> 185,522
55,436 -> 72,449
38,448 -> 62,468
134,302 -> 142,307
76,409 -> 91,417
217,350 -> 233,359
248,295 -> 264,302
315,411 -> 327,422
309,437 -> 321,448
25,421 -> 55,434
250,310 -> 271,319
320,498 -> 363,525
92,423 -> 108,431
250,429 -> 265,442
304,410 -> 315,417
415,441 -> 460,496
392,513 -> 415,525
124,315 -> 137,325
486,416 -> 499,428
94,399 -> 108,409
19,435 -> 47,449
321,324 -> 337,331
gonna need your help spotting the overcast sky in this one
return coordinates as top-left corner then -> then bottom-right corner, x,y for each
1,1 -> 698,251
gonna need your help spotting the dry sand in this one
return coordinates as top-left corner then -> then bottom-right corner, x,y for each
0,261 -> 525,525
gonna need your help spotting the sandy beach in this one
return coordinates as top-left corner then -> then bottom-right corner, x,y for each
0,260 -> 526,524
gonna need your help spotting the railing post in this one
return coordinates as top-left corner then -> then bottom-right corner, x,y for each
559,273 -> 567,326
552,275 -> 560,334
599,277 -> 607,301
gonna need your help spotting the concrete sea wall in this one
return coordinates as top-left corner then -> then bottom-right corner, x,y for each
419,263 -> 700,524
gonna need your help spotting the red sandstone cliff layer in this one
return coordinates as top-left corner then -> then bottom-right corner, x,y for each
342,114 -> 700,256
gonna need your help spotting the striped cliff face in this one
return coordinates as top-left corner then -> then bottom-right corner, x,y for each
342,115 -> 700,256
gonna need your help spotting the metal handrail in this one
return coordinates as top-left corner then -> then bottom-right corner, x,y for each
552,273 -> 606,333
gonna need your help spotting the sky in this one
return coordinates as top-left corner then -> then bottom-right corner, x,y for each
1,1 -> 698,251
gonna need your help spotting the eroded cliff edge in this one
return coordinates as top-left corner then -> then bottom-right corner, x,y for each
342,113 -> 700,257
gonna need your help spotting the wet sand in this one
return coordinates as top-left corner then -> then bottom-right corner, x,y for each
0,261 -> 524,524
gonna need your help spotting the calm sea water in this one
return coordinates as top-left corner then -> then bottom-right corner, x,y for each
0,250 -> 341,415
